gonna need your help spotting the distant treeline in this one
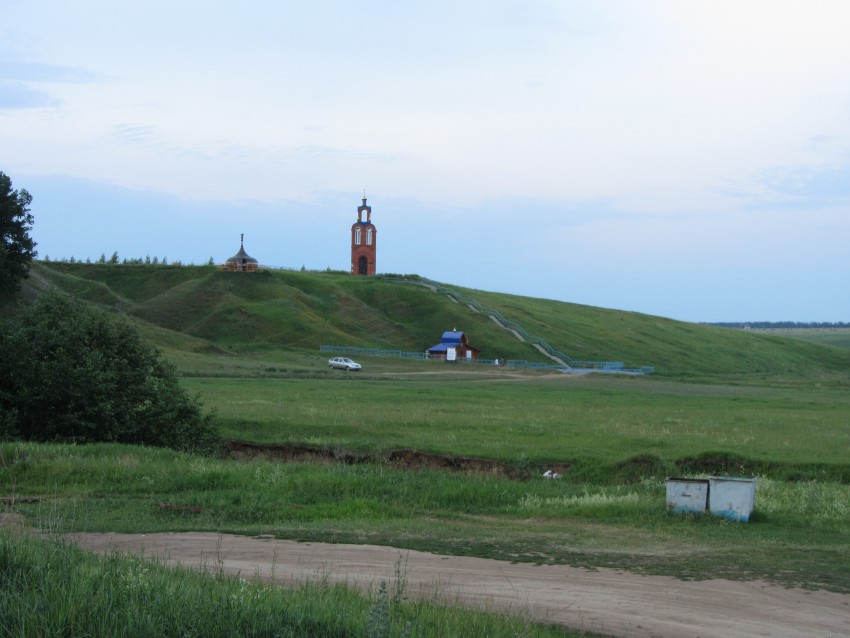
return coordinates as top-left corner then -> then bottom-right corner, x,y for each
39,255 -> 334,273
41,253 -> 215,267
707,322 -> 850,329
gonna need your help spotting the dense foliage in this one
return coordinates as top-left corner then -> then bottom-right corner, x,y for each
0,171 -> 37,296
0,293 -> 218,452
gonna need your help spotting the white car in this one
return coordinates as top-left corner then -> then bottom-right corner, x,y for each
328,356 -> 362,371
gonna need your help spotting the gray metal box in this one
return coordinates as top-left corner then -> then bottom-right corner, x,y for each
666,478 -> 709,514
709,476 -> 757,522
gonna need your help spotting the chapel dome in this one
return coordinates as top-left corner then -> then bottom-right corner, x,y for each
224,234 -> 259,271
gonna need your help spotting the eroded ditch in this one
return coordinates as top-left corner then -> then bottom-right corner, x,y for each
223,439 -> 572,480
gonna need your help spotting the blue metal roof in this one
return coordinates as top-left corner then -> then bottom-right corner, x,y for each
441,331 -> 463,345
427,331 -> 466,352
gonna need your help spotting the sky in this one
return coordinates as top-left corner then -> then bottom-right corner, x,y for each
2,0 -> 849,322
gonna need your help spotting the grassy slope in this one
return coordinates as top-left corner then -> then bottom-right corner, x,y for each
28,262 -> 850,380
456,284 -> 850,379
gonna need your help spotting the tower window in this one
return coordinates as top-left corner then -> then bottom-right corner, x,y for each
366,228 -> 372,245
355,227 -> 361,245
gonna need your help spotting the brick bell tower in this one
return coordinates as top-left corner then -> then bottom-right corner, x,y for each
350,193 -> 377,276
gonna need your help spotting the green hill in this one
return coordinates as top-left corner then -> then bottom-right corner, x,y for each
20,261 -> 850,380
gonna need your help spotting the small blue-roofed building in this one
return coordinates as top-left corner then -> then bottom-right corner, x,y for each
426,330 -> 480,362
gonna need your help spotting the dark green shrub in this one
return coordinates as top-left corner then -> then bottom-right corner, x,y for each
0,171 -> 37,297
0,293 -> 218,452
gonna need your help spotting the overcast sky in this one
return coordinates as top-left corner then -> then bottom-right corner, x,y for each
2,1 -> 849,322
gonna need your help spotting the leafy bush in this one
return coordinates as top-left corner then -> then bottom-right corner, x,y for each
0,293 -> 218,452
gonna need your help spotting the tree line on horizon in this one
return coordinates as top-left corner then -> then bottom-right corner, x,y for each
707,321 -> 850,330
41,252 -> 216,266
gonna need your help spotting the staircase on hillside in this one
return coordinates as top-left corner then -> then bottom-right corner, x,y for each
414,278 -> 623,371
378,274 -> 637,372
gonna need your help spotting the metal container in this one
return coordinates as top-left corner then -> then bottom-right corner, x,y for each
709,476 -> 757,522
665,478 -> 709,514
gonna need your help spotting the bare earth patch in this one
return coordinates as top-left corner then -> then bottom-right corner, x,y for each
65,532 -> 850,638
224,440 -> 546,478
0,512 -> 28,532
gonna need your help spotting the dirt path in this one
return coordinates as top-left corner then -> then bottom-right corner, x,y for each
67,532 -> 849,638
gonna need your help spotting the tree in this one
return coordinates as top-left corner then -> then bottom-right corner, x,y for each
0,171 -> 37,296
0,293 -> 219,453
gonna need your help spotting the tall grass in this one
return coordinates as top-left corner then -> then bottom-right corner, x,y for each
0,530 -> 584,637
757,478 -> 850,529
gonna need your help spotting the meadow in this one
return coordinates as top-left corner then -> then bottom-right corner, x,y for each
185,362 -> 850,477
3,263 -> 850,635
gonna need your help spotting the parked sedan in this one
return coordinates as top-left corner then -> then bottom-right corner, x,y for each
328,356 -> 362,371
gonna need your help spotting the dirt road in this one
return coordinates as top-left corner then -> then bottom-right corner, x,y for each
68,532 -> 849,638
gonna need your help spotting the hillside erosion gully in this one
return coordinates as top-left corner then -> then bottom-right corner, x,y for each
223,440 -> 765,479
224,440 -> 564,478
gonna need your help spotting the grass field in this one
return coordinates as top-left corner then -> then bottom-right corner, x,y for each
184,365 -> 850,476
3,263 -> 850,635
